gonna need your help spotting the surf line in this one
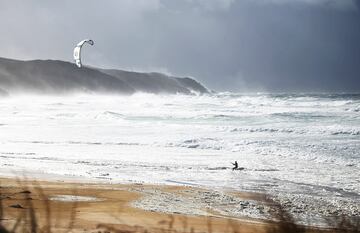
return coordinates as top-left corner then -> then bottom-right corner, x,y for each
165,180 -> 200,186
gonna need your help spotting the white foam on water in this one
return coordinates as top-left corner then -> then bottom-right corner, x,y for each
0,93 -> 359,224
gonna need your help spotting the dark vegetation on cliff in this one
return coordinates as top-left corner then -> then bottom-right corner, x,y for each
0,57 -> 209,96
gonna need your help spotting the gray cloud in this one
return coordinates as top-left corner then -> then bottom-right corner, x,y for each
0,0 -> 359,92
256,0 -> 356,9
181,0 -> 358,10
355,0 -> 360,9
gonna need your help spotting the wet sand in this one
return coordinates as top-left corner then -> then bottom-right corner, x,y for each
0,177 -> 334,233
0,177 -> 273,233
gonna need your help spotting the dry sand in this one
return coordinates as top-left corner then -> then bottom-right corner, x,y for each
0,177 -> 331,233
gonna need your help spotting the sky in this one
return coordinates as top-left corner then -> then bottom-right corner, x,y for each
0,0 -> 359,92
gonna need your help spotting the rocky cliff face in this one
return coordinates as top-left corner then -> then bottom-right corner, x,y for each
0,57 -> 209,95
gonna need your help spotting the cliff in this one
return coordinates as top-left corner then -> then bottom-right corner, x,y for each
0,57 -> 209,95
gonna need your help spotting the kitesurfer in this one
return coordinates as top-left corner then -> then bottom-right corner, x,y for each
232,161 -> 238,171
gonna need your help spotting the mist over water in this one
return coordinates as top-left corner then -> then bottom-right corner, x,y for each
0,93 -> 359,219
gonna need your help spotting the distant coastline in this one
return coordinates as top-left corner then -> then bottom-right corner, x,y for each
0,56 -> 209,96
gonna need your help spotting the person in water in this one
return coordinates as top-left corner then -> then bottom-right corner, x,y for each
232,161 -> 238,170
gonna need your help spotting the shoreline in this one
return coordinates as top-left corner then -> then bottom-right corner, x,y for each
0,176 -> 273,233
1,169 -> 359,226
1,176 -> 354,233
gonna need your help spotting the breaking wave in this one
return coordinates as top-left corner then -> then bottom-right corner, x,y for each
0,92 -> 359,210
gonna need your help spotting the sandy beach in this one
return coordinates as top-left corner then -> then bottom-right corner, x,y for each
1,176 -> 349,233
0,176 -> 298,233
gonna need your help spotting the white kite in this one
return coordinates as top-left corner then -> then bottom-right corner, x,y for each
73,39 -> 94,68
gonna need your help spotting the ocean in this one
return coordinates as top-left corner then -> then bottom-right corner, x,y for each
0,93 -> 359,221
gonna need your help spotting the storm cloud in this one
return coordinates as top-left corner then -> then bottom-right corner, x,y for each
0,0 -> 359,92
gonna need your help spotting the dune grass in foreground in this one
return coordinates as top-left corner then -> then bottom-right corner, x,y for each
0,178 -> 359,233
